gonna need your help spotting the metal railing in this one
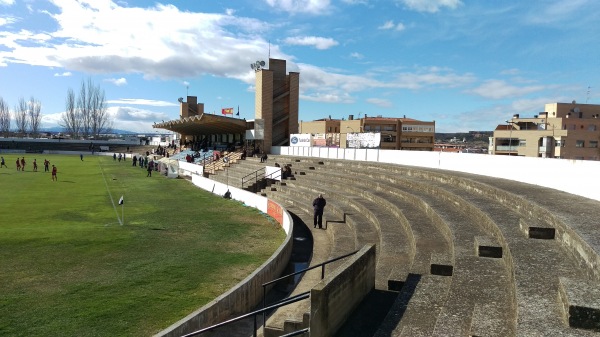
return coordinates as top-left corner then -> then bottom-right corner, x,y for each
180,291 -> 310,337
241,168 -> 281,193
261,250 -> 359,332
179,251 -> 358,337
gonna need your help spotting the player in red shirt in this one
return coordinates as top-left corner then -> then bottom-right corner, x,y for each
51,165 -> 57,181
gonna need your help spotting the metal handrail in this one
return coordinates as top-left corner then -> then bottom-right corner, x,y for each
261,250 -> 359,331
241,167 -> 281,193
281,328 -> 309,336
180,291 -> 310,337
241,168 -> 264,192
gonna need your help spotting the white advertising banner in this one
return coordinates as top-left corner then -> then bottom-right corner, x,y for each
347,132 -> 381,149
290,134 -> 312,147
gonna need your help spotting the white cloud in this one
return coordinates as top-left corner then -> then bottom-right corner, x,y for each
398,0 -> 462,13
112,106 -> 169,122
349,52 -> 364,59
106,99 -> 178,107
500,68 -> 520,76
284,36 -> 339,50
468,80 -> 546,99
300,92 -> 355,104
378,20 -> 405,31
264,0 -> 332,14
366,98 -> 393,108
0,16 -> 17,26
298,63 -> 475,104
40,105 -> 172,133
104,77 -> 127,86
0,0 -> 15,6
0,2 -> 278,80
342,0 -> 369,4
379,21 -> 395,30
53,71 -> 72,77
526,0 -> 590,24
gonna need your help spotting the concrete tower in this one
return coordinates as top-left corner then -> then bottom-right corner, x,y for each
254,58 -> 299,153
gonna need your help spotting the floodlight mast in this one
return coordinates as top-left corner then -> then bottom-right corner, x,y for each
250,60 -> 266,72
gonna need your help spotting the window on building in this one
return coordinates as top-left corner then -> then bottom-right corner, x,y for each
364,125 -> 371,131
576,140 -> 585,148
519,140 -> 526,147
374,125 -> 381,131
588,125 -> 597,131
589,141 -> 598,148
384,125 -> 395,131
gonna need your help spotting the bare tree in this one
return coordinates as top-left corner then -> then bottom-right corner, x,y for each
0,97 -> 10,137
28,96 -> 42,136
89,85 -> 112,136
61,88 -> 81,137
75,78 -> 112,138
14,97 -> 28,136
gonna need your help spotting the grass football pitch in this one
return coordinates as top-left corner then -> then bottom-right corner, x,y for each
0,153 -> 285,336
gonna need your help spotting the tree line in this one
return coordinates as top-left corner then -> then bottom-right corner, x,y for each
0,78 -> 113,138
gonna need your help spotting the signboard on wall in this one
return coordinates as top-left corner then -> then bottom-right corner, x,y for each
289,133 -> 312,147
313,133 -> 340,147
347,132 -> 381,149
267,200 -> 284,225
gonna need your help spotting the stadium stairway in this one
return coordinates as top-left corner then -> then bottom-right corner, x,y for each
206,155 -> 600,336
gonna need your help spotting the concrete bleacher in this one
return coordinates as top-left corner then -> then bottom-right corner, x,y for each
206,154 -> 600,336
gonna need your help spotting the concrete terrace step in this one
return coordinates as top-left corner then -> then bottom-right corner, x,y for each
256,203 -> 325,337
263,156 -> 600,336
303,160 -> 514,335
425,178 -> 597,336
374,274 -> 452,337
258,196 -> 354,337
270,184 -> 360,260
296,167 -> 454,278
282,177 -> 413,290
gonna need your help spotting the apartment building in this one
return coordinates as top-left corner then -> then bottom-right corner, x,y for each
299,115 -> 435,150
490,102 -> 600,160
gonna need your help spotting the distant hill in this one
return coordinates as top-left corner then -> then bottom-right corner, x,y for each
39,127 -> 137,135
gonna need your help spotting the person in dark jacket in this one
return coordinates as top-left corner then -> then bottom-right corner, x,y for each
312,194 -> 327,229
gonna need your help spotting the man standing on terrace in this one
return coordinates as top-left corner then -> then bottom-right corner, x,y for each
313,194 -> 327,229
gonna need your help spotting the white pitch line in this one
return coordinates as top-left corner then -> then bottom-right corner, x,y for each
98,159 -> 122,226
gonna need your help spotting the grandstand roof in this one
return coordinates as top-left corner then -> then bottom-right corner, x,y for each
152,113 -> 249,135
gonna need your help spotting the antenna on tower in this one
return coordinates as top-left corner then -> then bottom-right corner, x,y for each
186,85 -> 189,97
587,85 -> 591,103
268,40 -> 271,58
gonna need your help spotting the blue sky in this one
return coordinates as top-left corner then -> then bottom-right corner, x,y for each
0,0 -> 598,133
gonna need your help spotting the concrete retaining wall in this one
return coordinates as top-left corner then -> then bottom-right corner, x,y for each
273,146 -> 600,202
309,244 -> 376,337
154,174 -> 294,336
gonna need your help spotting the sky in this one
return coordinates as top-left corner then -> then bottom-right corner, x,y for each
0,0 -> 599,134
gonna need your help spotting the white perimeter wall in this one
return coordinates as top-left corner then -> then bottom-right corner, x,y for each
191,173 -> 291,233
273,146 -> 600,202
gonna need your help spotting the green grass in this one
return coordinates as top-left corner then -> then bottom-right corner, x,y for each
0,154 -> 286,336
